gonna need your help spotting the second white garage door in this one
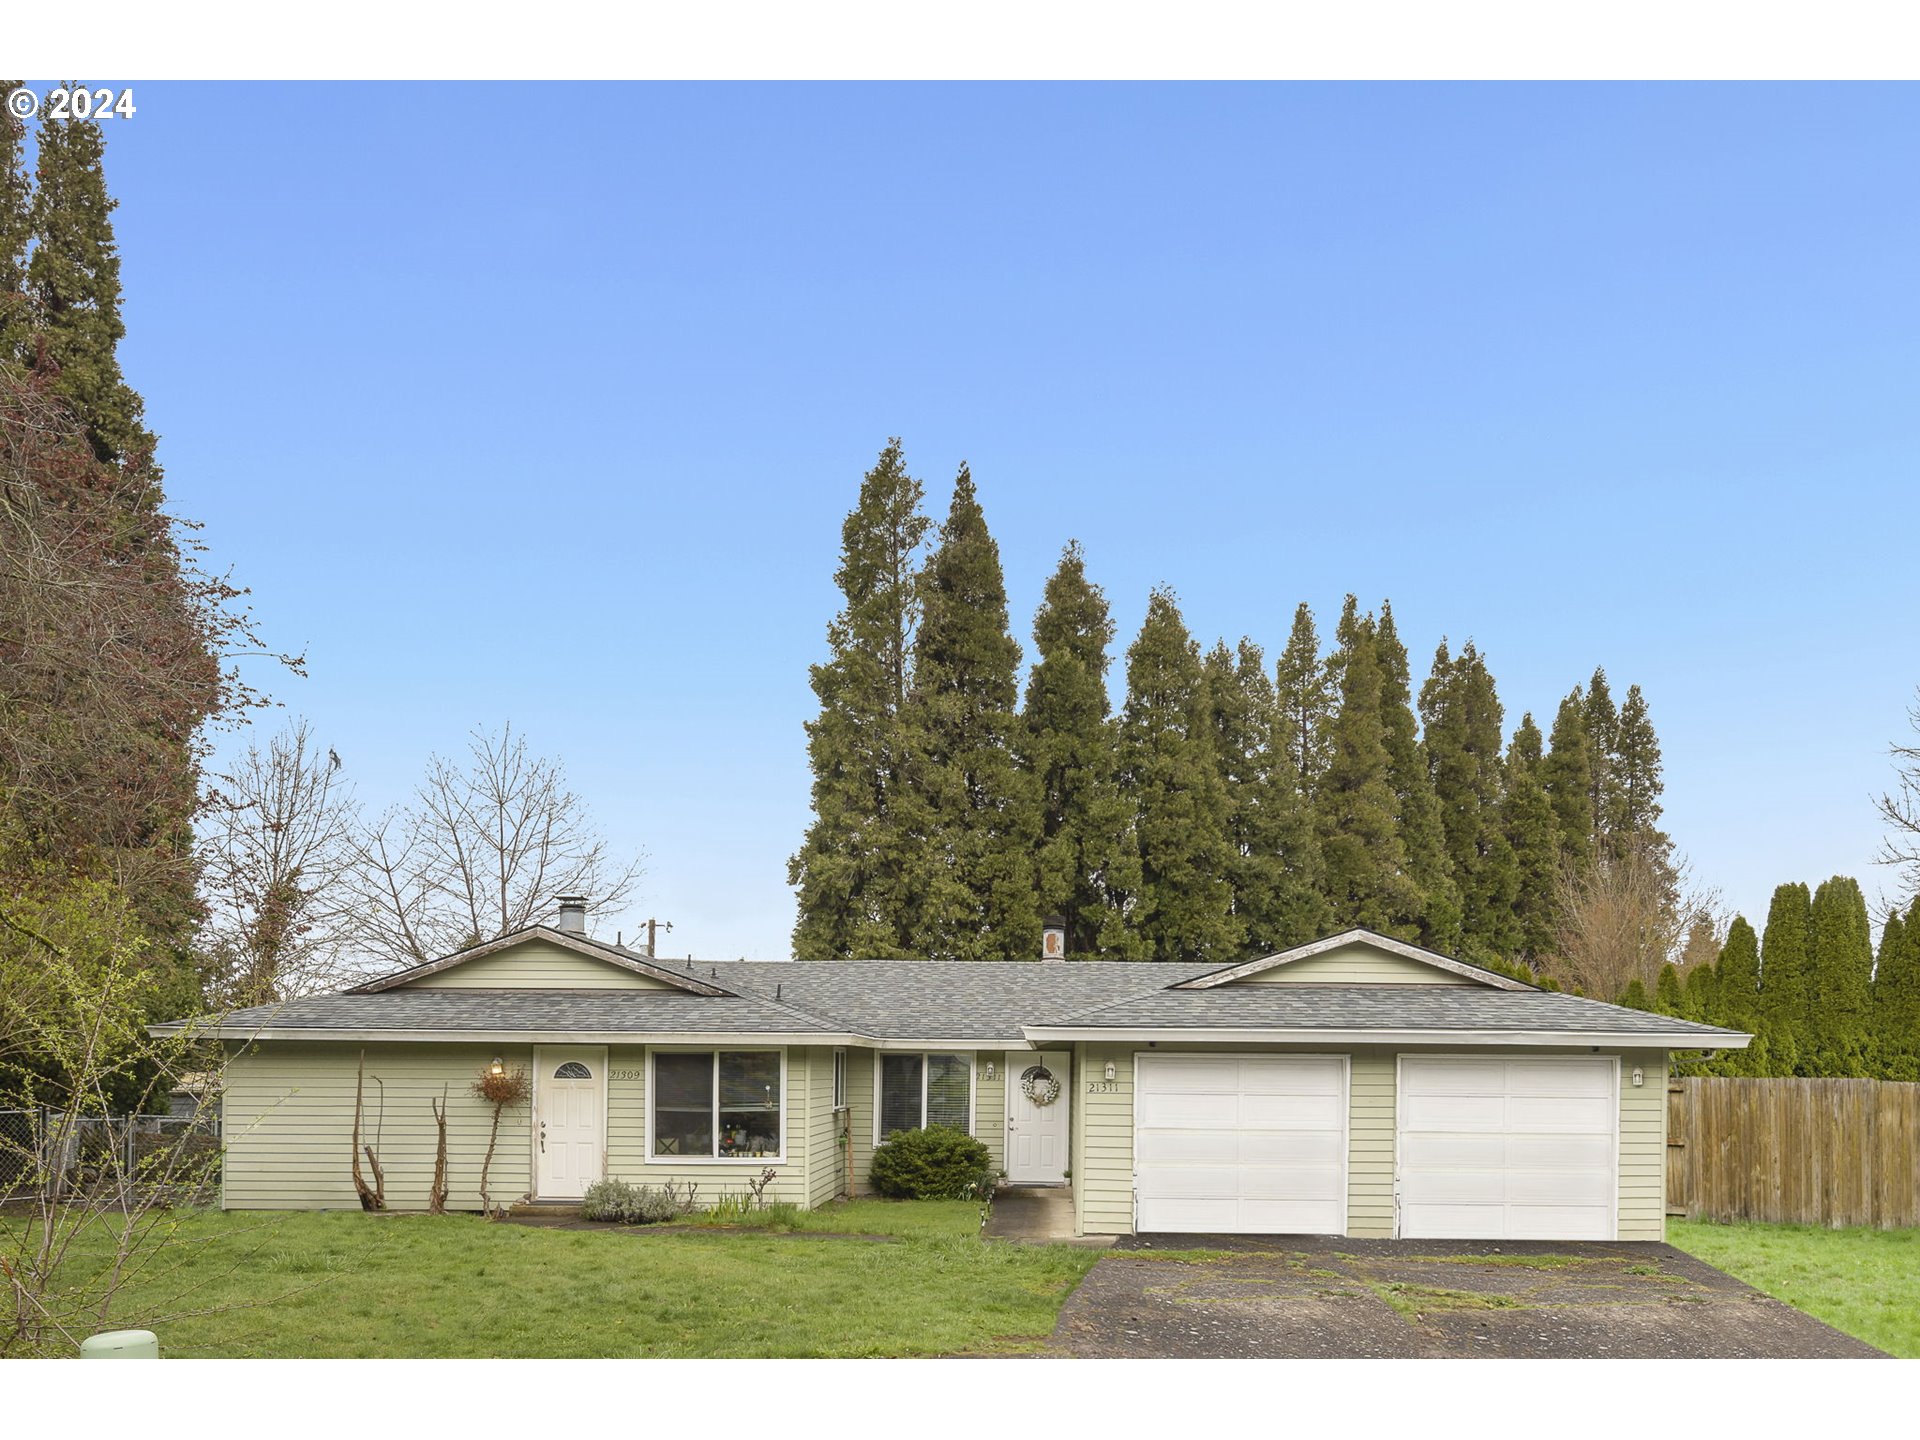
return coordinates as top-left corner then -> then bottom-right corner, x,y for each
1134,1054 -> 1348,1234
1397,1056 -> 1619,1240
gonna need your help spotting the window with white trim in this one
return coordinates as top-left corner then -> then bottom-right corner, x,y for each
651,1051 -> 782,1159
831,1048 -> 848,1110
876,1053 -> 972,1141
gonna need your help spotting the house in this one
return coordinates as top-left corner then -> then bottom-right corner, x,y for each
155,909 -> 1749,1240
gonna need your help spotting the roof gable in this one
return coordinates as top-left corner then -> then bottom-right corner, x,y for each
1170,929 -> 1533,991
348,928 -> 735,996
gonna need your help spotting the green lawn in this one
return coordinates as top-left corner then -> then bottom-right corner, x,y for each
1669,1219 -> 1920,1357
9,1200 -> 1100,1358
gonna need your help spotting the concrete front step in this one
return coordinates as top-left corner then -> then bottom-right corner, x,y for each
508,1201 -> 585,1218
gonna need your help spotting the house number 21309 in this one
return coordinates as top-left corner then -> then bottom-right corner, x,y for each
610,1069 -> 644,1081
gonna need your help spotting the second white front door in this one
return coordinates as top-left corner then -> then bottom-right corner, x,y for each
1006,1051 -> 1071,1184
535,1046 -> 605,1200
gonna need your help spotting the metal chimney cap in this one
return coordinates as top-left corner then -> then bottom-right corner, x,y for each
555,896 -> 590,935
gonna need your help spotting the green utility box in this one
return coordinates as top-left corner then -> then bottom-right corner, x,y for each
79,1329 -> 160,1358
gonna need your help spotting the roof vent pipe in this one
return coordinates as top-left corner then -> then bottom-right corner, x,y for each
1041,916 -> 1067,963
556,896 -> 589,936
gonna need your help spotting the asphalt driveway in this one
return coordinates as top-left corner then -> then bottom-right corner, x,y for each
1048,1236 -> 1884,1358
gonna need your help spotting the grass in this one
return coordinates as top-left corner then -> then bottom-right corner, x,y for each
1373,1282 -> 1523,1319
1669,1219 -> 1920,1358
6,1199 -> 1099,1358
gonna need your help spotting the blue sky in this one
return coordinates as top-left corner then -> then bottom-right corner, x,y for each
77,82 -> 1920,958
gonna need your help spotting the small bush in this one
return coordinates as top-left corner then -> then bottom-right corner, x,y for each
580,1177 -> 679,1225
869,1125 -> 993,1200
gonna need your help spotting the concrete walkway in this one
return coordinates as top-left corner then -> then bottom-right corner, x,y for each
984,1186 -> 1113,1247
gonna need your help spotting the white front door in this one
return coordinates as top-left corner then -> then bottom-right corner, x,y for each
1006,1050 -> 1071,1185
1396,1055 -> 1619,1240
535,1046 -> 605,1200
1134,1054 -> 1349,1234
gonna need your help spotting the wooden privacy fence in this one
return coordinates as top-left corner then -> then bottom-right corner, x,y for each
1666,1077 -> 1920,1229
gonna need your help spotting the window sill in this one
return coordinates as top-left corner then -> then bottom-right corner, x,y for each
645,1155 -> 788,1167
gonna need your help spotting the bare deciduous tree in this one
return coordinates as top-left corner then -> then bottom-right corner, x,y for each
1550,838 -> 1718,1002
198,718 -> 363,1004
1876,687 -> 1920,906
348,724 -> 644,967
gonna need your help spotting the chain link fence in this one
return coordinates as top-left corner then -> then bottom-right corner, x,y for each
0,1107 -> 221,1205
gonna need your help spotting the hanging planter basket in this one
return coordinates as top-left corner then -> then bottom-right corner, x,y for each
1020,1065 -> 1061,1107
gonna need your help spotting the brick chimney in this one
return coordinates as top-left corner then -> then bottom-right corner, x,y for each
1041,916 -> 1067,962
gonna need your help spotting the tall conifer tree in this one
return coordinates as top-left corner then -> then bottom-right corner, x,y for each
1420,639 -> 1519,959
1022,542 -> 1143,959
1502,714 -> 1559,963
1274,602 -> 1334,796
1872,901 -> 1920,1081
1204,639 -> 1326,952
1711,915 -> 1764,1075
901,465 -> 1041,960
1116,589 -> 1241,961
1317,611 -> 1421,937
1758,882 -> 1814,1065
1807,875 -> 1874,1074
1583,667 -> 1620,847
1,80 -> 34,364
26,105 -> 151,466
1541,688 -> 1596,868
789,441 -> 930,960
1376,603 -> 1460,949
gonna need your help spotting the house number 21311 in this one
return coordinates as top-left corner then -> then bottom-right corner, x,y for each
1085,1079 -> 1122,1094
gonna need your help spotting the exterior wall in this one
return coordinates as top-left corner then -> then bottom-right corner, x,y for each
222,1041 -> 534,1211
1073,1042 -> 1669,1240
603,1044 -> 811,1206
846,1047 -> 877,1195
400,940 -> 674,989
805,1047 -> 844,1209
976,1051 -> 1007,1177
844,1047 -> 1001,1194
1237,944 -> 1477,985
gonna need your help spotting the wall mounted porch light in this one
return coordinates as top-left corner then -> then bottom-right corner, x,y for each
1103,1061 -> 1117,1082
983,1060 -> 995,1080
490,1056 -> 505,1077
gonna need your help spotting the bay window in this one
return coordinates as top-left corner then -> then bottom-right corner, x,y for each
876,1052 -> 973,1141
650,1050 -> 783,1160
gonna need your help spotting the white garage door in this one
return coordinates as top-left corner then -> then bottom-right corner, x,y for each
1134,1055 -> 1348,1234
1397,1056 -> 1618,1240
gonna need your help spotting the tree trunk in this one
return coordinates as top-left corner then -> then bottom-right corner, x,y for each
350,1050 -> 384,1211
428,1089 -> 449,1214
478,1106 -> 503,1220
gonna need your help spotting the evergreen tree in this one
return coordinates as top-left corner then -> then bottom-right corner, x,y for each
1872,901 -> 1920,1081
1274,602 -> 1334,796
26,106 -> 152,466
1021,542 -> 1143,959
1502,714 -> 1559,963
1682,959 -> 1716,1024
1,80 -> 34,364
900,465 -> 1041,960
789,440 -> 930,960
1375,603 -> 1461,949
1541,688 -> 1595,868
1807,875 -> 1874,1074
1420,639 -> 1519,960
1116,588 -> 1241,961
1715,914 -> 1762,1023
1317,610 -> 1422,938
1619,976 -> 1651,1010
1204,638 -> 1326,953
1654,963 -> 1686,1016
1583,666 -> 1620,846
1758,882 -> 1814,1062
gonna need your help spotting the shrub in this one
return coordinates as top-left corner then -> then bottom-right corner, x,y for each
868,1125 -> 994,1200
580,1177 -> 679,1225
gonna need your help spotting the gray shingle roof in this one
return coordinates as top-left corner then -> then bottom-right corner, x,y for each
158,988 -> 842,1037
1034,984 -> 1743,1038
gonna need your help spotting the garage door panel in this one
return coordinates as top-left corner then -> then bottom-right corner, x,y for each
1398,1056 -> 1617,1241
1506,1095 -> 1614,1131
1136,1093 -> 1240,1127
1242,1092 -> 1344,1128
1401,1094 -> 1508,1132
1134,1056 -> 1348,1235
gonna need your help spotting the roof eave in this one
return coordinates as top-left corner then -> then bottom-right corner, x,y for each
344,927 -> 737,997
1170,928 -> 1535,991
1020,1024 -> 1753,1049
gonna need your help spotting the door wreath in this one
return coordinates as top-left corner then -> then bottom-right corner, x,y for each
1020,1065 -> 1061,1106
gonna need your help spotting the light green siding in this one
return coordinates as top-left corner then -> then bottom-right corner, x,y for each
1072,1043 -> 1669,1240
845,1048 -> 998,1194
846,1048 -> 876,1195
222,1042 -> 534,1211
805,1047 -> 844,1208
1236,943 -> 1478,986
976,1052 -> 1007,1176
401,939 -> 674,989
